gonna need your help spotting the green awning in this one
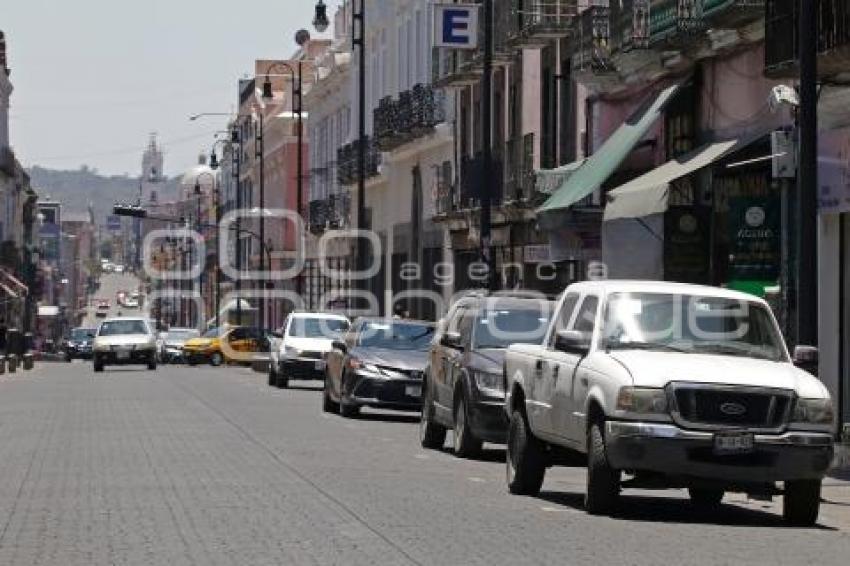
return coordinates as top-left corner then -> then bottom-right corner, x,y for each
535,159 -> 586,195
537,82 -> 682,216
603,138 -> 741,221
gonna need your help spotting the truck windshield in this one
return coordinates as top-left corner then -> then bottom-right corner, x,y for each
601,292 -> 787,362
290,318 -> 350,339
99,320 -> 149,336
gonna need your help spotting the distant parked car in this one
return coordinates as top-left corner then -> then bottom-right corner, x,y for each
114,264 -> 125,273
268,313 -> 350,388
324,318 -> 435,417
62,327 -> 96,361
159,328 -> 200,363
420,293 -> 554,458
92,317 -> 157,372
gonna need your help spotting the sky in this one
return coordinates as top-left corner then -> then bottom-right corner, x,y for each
4,0 -> 341,178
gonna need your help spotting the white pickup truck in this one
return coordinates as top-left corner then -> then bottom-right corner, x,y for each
503,280 -> 835,526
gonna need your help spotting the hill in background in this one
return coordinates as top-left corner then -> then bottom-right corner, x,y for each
27,165 -> 181,223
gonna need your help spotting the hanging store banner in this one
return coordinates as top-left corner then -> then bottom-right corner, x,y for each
433,3 -> 480,49
728,197 -> 780,281
818,127 -> 850,214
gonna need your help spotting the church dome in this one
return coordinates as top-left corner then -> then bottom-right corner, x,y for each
180,153 -> 217,198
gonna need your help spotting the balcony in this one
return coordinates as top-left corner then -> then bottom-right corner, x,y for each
650,0 -> 764,46
432,47 -> 482,88
0,146 -> 15,176
572,5 -> 616,76
337,138 -> 381,186
508,0 -> 579,48
373,84 -> 447,151
308,199 -> 330,234
765,0 -> 850,81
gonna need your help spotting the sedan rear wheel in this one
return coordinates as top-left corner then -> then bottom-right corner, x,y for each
210,352 -> 224,367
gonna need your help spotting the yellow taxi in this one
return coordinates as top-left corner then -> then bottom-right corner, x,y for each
183,326 -> 267,366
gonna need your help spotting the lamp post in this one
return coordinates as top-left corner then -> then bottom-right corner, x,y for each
194,171 -> 216,330
191,114 -> 258,328
261,61 -> 304,303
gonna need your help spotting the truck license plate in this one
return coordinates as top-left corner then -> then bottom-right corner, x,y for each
713,431 -> 754,455
117,350 -> 131,360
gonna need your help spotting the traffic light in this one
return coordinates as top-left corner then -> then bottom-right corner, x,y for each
113,204 -> 147,218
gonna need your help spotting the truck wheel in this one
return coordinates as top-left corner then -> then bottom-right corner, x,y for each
506,408 -> 546,496
147,360 -> 157,371
585,422 -> 620,515
783,480 -> 821,527
277,372 -> 290,389
688,488 -> 724,509
268,364 -> 278,387
93,356 -> 104,373
419,383 -> 446,449
453,393 -> 482,458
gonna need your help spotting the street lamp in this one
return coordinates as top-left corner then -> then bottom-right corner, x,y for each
313,0 -> 330,32
261,61 -> 304,301
194,171 -> 216,330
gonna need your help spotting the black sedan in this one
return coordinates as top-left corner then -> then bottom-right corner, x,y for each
323,319 -> 435,418
63,327 -> 96,361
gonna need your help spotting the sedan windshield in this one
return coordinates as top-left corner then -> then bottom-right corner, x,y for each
474,306 -> 553,349
167,330 -> 199,342
358,322 -> 434,350
99,320 -> 149,336
70,328 -> 94,341
289,317 -> 349,339
601,292 -> 786,362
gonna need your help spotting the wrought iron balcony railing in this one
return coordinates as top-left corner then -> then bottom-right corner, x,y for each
460,153 -> 505,210
572,5 -> 614,74
374,84 -> 446,151
765,0 -> 850,80
508,0 -> 579,48
336,138 -> 381,186
308,198 -> 329,233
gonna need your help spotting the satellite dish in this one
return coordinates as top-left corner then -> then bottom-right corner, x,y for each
295,29 -> 311,46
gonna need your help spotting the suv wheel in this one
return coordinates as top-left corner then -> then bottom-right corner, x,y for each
419,381 -> 446,449
506,408 -> 545,496
783,480 -> 821,527
585,422 -> 621,515
147,359 -> 157,371
93,355 -> 104,373
453,393 -> 482,458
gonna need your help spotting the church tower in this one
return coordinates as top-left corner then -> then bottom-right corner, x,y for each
141,133 -> 164,203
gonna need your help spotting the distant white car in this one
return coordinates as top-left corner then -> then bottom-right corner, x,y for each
92,317 -> 157,372
124,297 -> 139,309
268,313 -> 350,388
114,264 -> 125,274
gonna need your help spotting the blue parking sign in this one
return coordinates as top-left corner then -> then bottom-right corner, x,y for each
433,4 -> 479,49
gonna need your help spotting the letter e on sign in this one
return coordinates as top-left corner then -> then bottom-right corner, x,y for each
433,4 -> 479,49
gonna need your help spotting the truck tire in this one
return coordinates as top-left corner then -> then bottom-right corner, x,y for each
453,393 -> 482,458
688,488 -> 724,509
585,422 -> 620,515
419,382 -> 446,449
93,356 -> 104,373
268,364 -> 278,387
506,408 -> 546,496
783,480 -> 821,527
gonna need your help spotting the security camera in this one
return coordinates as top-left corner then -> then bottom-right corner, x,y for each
768,85 -> 800,112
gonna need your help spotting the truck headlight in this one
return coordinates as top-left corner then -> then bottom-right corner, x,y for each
792,398 -> 834,425
616,387 -> 668,415
473,371 -> 504,395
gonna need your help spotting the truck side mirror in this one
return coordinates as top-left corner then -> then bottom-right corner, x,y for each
793,345 -> 819,374
554,330 -> 591,355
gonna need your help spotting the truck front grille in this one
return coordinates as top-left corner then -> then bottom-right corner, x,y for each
670,384 -> 794,431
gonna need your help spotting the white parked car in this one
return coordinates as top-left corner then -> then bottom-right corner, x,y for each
268,312 -> 350,389
92,317 -> 158,372
503,280 -> 834,526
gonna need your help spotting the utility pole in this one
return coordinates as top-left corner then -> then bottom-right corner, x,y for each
796,0 -> 818,347
354,0 -> 367,295
480,0 -> 496,291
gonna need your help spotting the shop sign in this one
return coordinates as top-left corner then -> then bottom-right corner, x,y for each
728,197 -> 780,281
818,127 -> 850,214
664,206 -> 709,284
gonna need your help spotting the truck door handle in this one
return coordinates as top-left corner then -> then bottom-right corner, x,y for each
580,377 -> 588,386
535,360 -> 543,372
553,365 -> 559,379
